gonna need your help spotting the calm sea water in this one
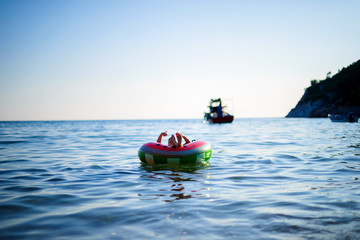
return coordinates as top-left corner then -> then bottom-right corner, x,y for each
0,118 -> 359,240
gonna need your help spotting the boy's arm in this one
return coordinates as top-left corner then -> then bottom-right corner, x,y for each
178,132 -> 191,144
157,131 -> 167,143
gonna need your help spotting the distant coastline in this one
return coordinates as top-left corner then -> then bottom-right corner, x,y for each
286,59 -> 360,118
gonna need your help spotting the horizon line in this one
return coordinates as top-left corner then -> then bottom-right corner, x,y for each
0,116 -> 290,122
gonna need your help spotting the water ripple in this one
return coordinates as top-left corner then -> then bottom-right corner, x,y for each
0,119 -> 359,239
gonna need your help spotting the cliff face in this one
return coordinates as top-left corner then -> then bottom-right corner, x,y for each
286,59 -> 360,118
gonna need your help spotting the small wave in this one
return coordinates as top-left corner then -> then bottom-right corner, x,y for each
257,141 -> 295,146
349,143 -> 360,148
16,194 -> 83,207
10,175 -> 39,181
260,222 -> 315,234
114,170 -> 135,175
89,165 -> 105,170
271,154 -> 302,160
0,203 -> 31,215
234,154 -> 256,159
3,186 -> 41,192
335,168 -> 360,174
0,159 -> 29,164
46,177 -> 65,182
0,140 -> 26,144
23,168 -> 48,173
0,170 -> 19,175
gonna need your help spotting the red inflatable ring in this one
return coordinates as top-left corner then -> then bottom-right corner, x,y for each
138,140 -> 212,165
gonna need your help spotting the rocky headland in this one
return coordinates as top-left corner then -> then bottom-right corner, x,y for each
286,59 -> 360,118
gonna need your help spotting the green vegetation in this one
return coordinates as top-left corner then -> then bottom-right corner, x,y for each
300,59 -> 360,106
287,59 -> 360,117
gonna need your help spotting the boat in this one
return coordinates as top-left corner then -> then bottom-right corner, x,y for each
329,113 -> 358,122
204,98 -> 234,123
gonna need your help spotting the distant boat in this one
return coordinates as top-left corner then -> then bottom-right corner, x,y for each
329,113 -> 358,122
204,98 -> 234,124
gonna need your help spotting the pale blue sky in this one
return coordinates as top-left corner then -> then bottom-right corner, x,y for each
0,0 -> 359,120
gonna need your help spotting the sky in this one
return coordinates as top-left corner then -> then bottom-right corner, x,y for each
0,0 -> 359,120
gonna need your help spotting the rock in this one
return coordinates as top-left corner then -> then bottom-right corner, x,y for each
286,59 -> 360,118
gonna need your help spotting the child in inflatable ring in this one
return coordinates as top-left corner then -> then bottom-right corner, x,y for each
157,131 -> 191,148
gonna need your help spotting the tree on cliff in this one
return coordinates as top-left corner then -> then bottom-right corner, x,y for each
286,59 -> 360,118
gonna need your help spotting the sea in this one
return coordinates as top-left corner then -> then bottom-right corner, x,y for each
0,118 -> 359,240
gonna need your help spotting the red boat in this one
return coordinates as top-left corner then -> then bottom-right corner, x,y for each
204,98 -> 234,124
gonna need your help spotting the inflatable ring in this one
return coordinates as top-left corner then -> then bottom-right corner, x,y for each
138,140 -> 212,165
